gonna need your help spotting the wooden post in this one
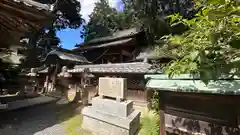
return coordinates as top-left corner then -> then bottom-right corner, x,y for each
52,63 -> 59,92
44,75 -> 49,93
160,92 -> 166,135
120,50 -> 123,62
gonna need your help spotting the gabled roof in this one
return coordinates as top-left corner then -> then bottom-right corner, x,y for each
73,27 -> 143,51
77,38 -> 134,51
42,49 -> 91,64
76,27 -> 141,47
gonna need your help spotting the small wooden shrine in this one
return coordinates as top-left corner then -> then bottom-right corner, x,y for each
37,48 -> 91,101
145,74 -> 240,135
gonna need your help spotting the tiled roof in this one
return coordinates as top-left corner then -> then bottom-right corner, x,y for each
68,62 -> 162,74
77,38 -> 133,50
42,50 -> 91,64
76,27 -> 141,47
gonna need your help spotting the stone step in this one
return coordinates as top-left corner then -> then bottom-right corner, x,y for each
45,91 -> 62,98
6,96 -> 58,111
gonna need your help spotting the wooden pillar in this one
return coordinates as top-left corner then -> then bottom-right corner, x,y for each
120,51 -> 123,62
52,63 -> 59,92
159,92 -> 166,135
237,106 -> 240,135
44,75 -> 49,93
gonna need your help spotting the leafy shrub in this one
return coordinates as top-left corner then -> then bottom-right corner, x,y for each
140,109 -> 160,135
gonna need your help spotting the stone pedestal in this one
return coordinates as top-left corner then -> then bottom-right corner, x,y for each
82,97 -> 140,135
81,77 -> 141,135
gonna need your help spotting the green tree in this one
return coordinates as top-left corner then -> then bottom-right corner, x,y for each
122,0 -> 197,44
23,0 -> 84,67
82,0 -> 121,42
161,0 -> 240,84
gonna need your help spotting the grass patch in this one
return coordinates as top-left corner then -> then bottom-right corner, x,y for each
56,102 -> 84,135
62,113 -> 83,135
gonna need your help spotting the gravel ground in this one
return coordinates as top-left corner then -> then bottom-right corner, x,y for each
0,99 -> 81,135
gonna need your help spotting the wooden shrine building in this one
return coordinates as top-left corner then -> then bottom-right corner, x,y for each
72,27 -> 147,64
69,27 -> 174,107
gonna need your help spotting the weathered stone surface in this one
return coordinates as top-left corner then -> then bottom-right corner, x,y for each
91,96 -> 134,117
98,77 -> 127,100
82,106 -> 140,135
81,77 -> 140,135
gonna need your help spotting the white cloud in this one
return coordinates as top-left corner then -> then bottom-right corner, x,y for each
79,0 -> 119,23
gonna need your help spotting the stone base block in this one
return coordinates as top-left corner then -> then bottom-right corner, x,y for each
82,107 -> 140,135
91,96 -> 134,117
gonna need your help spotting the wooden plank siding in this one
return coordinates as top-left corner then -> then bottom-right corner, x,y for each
159,91 -> 240,135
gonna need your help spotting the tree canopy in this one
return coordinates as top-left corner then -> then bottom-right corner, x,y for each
22,0 -> 84,67
82,0 -> 198,44
161,0 -> 240,84
82,0 -> 134,42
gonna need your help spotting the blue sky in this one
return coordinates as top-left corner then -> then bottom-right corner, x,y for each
56,0 -> 124,49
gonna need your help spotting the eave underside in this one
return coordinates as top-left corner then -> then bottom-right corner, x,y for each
0,0 -> 54,48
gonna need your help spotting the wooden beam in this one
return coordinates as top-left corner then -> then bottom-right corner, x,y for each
0,13 -> 20,30
121,50 -> 133,57
0,14 -> 28,33
120,51 -> 123,62
103,53 -> 121,55
0,11 -> 40,32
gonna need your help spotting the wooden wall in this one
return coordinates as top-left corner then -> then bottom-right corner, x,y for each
159,91 -> 240,135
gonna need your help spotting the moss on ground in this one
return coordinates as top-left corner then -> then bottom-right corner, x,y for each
62,113 -> 83,135
56,102 -> 84,135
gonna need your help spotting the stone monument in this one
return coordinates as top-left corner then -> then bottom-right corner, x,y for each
81,77 -> 141,135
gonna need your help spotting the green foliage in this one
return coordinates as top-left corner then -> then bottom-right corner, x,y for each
82,0 -> 196,44
22,0 -> 83,68
140,109 -> 160,135
82,0 -> 134,42
161,0 -> 240,84
123,0 -> 197,44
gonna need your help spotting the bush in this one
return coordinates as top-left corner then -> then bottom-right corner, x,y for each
140,109 -> 160,135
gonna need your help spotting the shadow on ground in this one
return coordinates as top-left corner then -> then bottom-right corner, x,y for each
0,99 -> 84,135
